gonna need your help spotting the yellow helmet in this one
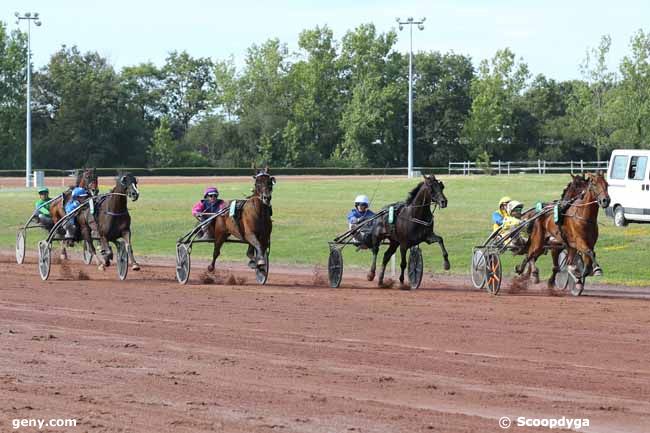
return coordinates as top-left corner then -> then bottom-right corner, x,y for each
498,196 -> 512,206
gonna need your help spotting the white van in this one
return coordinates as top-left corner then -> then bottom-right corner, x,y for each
606,149 -> 650,226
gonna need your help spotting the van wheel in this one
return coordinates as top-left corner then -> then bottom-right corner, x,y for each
614,206 -> 628,227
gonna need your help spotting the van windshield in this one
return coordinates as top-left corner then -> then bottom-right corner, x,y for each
611,155 -> 628,179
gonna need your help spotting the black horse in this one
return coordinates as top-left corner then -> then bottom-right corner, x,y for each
88,173 -> 141,271
367,175 -> 450,287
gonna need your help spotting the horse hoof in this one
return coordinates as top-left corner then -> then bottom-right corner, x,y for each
257,259 -> 266,267
443,261 -> 451,271
592,268 -> 603,277
248,260 -> 256,269
132,264 -> 141,271
98,264 -> 105,271
367,272 -> 375,281
207,265 -> 214,272
532,274 -> 540,284
60,254 -> 67,261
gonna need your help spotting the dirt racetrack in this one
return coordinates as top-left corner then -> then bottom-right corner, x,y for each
1,254 -> 649,433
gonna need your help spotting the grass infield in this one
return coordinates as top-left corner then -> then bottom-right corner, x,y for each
2,174 -> 649,285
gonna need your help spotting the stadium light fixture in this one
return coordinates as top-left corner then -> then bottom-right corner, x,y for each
397,16 -> 425,178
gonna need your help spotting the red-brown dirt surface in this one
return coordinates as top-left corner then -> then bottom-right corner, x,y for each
1,254 -> 649,433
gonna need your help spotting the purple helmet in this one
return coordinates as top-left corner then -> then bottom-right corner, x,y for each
204,186 -> 219,198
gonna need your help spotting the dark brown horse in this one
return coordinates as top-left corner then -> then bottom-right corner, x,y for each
207,168 -> 275,273
89,173 -> 141,271
367,175 -> 450,287
516,172 -> 610,290
49,168 -> 98,259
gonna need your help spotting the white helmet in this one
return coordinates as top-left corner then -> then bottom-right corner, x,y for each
354,195 -> 370,206
507,200 -> 523,214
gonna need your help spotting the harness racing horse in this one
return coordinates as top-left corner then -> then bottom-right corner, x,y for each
207,168 -> 275,274
90,173 -> 141,271
367,175 -> 450,287
48,168 -> 99,259
516,172 -> 610,291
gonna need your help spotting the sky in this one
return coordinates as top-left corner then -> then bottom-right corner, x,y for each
3,0 -> 649,81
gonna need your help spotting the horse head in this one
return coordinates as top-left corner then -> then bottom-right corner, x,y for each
118,173 -> 139,202
562,174 -> 589,201
78,168 -> 99,195
423,174 -> 448,208
586,171 -> 610,208
253,167 -> 275,206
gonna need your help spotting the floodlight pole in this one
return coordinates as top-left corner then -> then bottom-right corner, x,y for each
16,12 -> 42,188
397,17 -> 425,178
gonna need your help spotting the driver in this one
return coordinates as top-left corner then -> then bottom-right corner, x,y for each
33,187 -> 54,230
64,187 -> 90,240
347,195 -> 375,249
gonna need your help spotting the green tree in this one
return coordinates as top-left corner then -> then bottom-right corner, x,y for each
462,48 -> 530,161
611,30 -> 650,147
32,46 -> 148,168
283,25 -> 342,166
237,38 -> 291,165
160,51 -> 214,137
148,117 -> 175,167
567,35 -> 616,160
0,22 -> 27,169
335,24 -> 404,166
413,51 -> 474,165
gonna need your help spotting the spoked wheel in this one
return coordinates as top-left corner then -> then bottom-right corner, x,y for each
328,248 -> 343,288
555,249 -> 570,290
406,246 -> 424,290
470,249 -> 487,289
83,241 -> 93,265
485,253 -> 502,295
557,250 -> 586,296
38,240 -> 51,281
176,243 -> 191,285
116,239 -> 129,281
16,229 -> 26,264
255,249 -> 270,285
569,254 -> 585,297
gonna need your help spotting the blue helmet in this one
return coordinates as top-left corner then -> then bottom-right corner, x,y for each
71,187 -> 89,199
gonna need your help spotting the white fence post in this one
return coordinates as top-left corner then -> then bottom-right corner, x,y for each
498,160 -> 501,175
537,159 -> 541,174
507,161 -> 511,175
580,159 -> 584,173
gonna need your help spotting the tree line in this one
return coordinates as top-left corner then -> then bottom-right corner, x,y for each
1,22 -> 649,170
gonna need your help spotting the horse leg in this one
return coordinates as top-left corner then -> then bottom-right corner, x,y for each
246,245 -> 256,269
80,223 -> 100,267
590,251 -> 603,276
426,232 -> 450,270
377,240 -> 399,287
367,245 -> 379,281
244,233 -> 265,267
208,235 -> 227,272
97,236 -> 111,270
547,248 -> 561,288
398,245 -> 407,285
122,230 -> 140,271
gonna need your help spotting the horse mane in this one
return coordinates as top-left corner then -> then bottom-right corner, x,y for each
561,175 -> 586,200
405,182 -> 424,205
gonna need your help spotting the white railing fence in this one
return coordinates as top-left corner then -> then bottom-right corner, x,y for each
448,160 -> 609,175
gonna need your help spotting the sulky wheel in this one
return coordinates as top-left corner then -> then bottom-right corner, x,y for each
116,239 -> 129,281
16,229 -> 26,264
407,246 -> 424,290
485,253 -> 502,295
255,249 -> 270,285
569,253 -> 586,297
470,249 -> 487,289
38,240 -> 51,281
555,249 -> 570,290
175,243 -> 191,284
327,247 -> 343,288
83,241 -> 93,265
